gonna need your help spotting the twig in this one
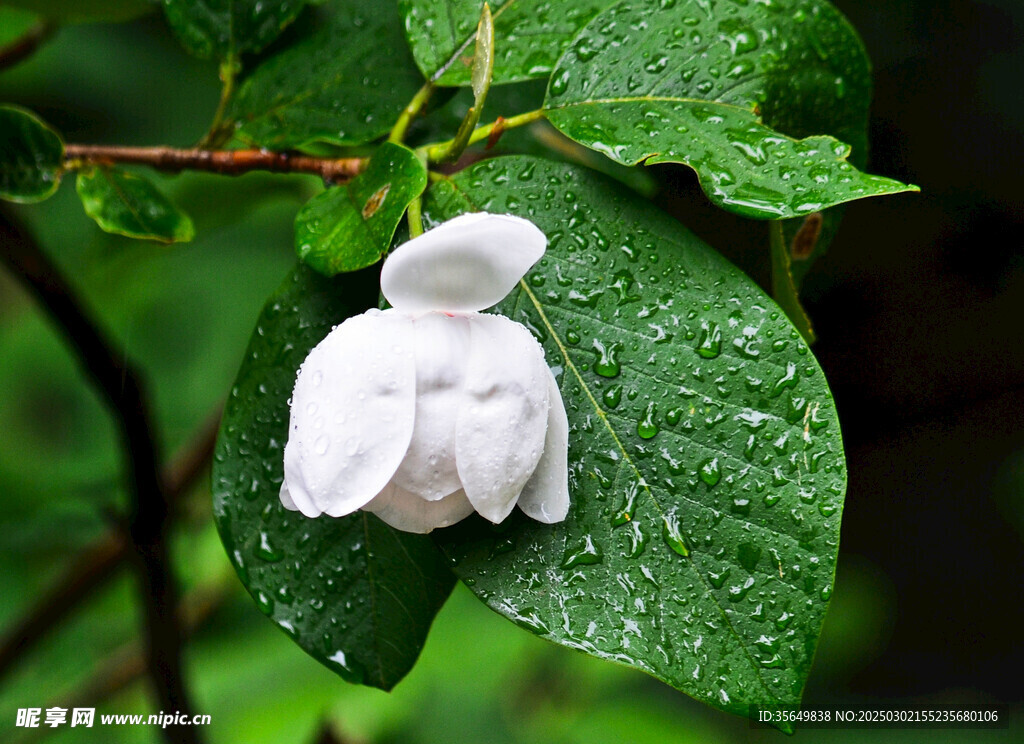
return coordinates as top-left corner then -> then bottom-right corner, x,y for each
64,144 -> 365,183
0,20 -> 55,72
0,209 -> 203,744
0,412 -> 220,683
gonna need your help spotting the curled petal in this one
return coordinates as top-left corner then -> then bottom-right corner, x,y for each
391,312 -> 470,500
455,313 -> 551,523
364,484 -> 475,533
283,309 -> 416,518
380,213 -> 546,313
278,479 -> 319,519
517,368 -> 570,523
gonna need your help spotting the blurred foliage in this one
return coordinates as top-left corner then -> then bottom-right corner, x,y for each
0,7 -> 1020,744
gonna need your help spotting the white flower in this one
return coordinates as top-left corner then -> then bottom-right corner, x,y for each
279,213 -> 570,533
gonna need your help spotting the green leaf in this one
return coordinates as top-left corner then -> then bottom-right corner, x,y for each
400,0 -> 609,87
160,0 -> 309,60
543,0 -> 918,220
294,142 -> 427,275
0,105 -> 63,203
426,156 -> 846,724
231,0 -> 425,150
76,167 -> 195,243
213,265 -> 456,691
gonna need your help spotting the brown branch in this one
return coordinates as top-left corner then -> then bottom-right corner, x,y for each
0,412 -> 220,683
65,144 -> 365,183
0,20 -> 55,72
0,209 -> 203,744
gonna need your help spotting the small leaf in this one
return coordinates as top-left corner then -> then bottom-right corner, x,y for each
160,0 -> 309,60
0,105 -> 63,203
214,264 -> 456,691
543,0 -> 918,220
434,3 -> 495,163
295,142 -> 427,275
76,167 -> 195,243
399,0 -> 608,86
231,0 -> 425,150
426,156 -> 846,724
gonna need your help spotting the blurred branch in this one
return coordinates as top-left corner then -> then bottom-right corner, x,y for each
0,412 -> 220,682
14,575 -> 231,744
65,144 -> 365,183
0,209 -> 203,744
0,20 -> 55,72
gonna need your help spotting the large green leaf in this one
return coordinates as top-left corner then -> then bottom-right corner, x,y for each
230,0 -> 424,150
426,156 -> 845,723
543,0 -> 917,220
294,142 -> 426,275
76,167 -> 195,243
399,0 -> 609,87
213,265 -> 456,691
0,105 -> 63,203
160,0 -> 309,60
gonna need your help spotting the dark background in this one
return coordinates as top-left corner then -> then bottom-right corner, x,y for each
0,1 -> 1020,742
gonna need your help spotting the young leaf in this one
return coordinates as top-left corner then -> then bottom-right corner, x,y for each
433,3 -> 494,163
0,105 -> 63,203
76,167 -> 195,243
294,142 -> 427,275
160,0 -> 309,60
543,0 -> 918,220
400,0 -> 608,87
426,156 -> 846,724
213,265 -> 456,691
231,0 -> 425,150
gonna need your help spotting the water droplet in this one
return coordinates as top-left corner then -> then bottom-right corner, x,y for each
637,402 -> 659,439
699,457 -> 721,487
696,321 -> 722,358
592,339 -> 622,377
256,532 -> 284,563
661,510 -> 690,557
560,535 -> 604,568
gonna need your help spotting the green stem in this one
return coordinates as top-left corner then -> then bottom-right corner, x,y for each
388,82 -> 435,144
423,108 -> 546,163
769,220 -> 816,344
199,58 -> 239,149
407,196 -> 424,238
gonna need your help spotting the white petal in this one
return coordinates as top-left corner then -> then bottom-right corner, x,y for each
380,213 -> 546,313
455,313 -> 551,523
364,484 -> 475,533
517,368 -> 570,523
279,479 -> 297,511
283,309 -> 416,518
391,312 -> 470,500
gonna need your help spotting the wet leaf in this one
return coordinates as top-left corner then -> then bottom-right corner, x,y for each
213,265 -> 456,691
543,0 -> 917,220
427,156 -> 846,725
294,142 -> 426,275
231,0 -> 424,150
76,167 -> 195,243
160,0 -> 309,60
400,0 -> 608,87
0,105 -> 63,203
